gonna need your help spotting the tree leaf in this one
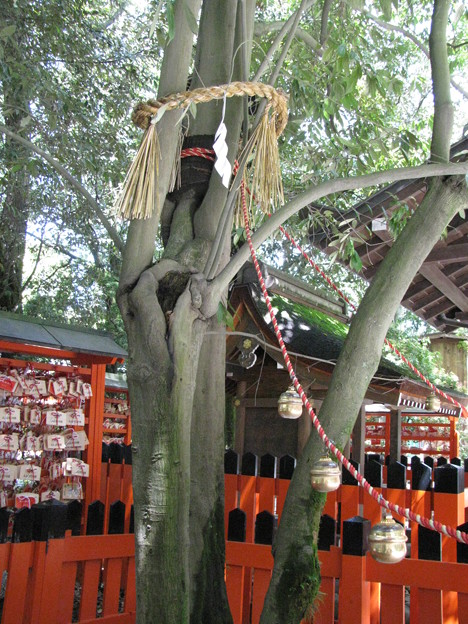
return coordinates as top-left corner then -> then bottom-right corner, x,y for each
0,25 -> 16,39
183,3 -> 198,35
217,302 -> 235,330
349,250 -> 363,272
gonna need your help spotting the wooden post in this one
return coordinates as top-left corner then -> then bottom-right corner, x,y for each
433,463 -> 465,623
84,362 -> 106,514
352,405 -> 366,467
389,408 -> 402,464
340,516 -> 371,624
234,381 -> 246,456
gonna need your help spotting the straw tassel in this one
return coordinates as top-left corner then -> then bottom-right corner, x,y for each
115,82 -> 288,221
242,106 -> 284,215
115,122 -> 160,220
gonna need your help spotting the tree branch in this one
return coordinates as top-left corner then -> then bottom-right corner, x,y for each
320,0 -> 333,47
208,161 -> 468,309
359,8 -> 468,100
253,0 -> 317,81
253,20 -> 320,57
429,0 -> 453,162
268,0 -> 311,87
206,0 -> 314,280
26,230 -> 82,262
119,0 -> 202,291
0,124 -> 124,252
22,228 -> 45,292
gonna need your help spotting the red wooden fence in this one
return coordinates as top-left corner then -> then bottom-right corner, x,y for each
0,455 -> 467,623
224,454 -> 468,624
0,533 -> 135,624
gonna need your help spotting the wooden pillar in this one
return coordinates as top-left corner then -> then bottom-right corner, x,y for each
450,417 -> 459,458
389,408 -> 402,463
340,517 -> 372,624
234,381 -> 246,456
351,405 -> 366,468
85,362 -> 106,511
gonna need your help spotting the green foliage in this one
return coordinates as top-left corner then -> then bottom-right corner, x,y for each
216,302 -> 235,331
1,0 -> 164,318
385,312 -> 466,392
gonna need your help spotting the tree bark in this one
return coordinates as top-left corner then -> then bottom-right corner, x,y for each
118,1 -> 254,621
260,176 -> 468,623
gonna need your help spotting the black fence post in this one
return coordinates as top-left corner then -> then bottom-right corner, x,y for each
342,516 -> 370,556
260,453 -> 277,478
227,508 -> 246,542
279,455 -> 296,480
255,511 -> 277,545
31,499 -> 68,541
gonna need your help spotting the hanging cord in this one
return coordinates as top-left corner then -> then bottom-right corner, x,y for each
240,180 -> 468,545
280,227 -> 468,417
181,147 -> 467,417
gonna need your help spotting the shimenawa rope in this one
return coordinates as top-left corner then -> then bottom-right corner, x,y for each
115,81 -> 288,221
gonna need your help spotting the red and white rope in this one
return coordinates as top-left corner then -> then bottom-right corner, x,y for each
240,181 -> 468,545
181,147 -> 467,415
180,146 -> 468,541
280,227 -> 467,416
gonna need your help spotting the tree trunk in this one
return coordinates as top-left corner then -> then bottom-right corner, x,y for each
118,2 -> 255,620
260,174 -> 468,622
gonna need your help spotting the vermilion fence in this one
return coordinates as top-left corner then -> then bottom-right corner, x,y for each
0,449 -> 468,623
224,449 -> 468,624
0,531 -> 135,624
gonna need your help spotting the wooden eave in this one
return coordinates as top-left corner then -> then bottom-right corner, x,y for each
227,284 -> 406,404
309,137 -> 468,332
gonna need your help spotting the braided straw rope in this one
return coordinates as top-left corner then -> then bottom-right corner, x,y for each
132,81 -> 288,136
116,81 -> 288,220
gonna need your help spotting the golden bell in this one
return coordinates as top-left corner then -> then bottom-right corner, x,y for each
278,385 -> 303,419
368,516 -> 408,564
426,392 -> 441,412
310,455 -> 341,492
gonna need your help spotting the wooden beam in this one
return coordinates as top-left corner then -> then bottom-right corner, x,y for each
403,264 -> 468,307
389,407 -> 402,463
419,264 -> 468,312
234,381 -> 247,456
425,242 -> 468,264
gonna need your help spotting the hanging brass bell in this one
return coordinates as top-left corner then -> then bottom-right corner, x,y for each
278,385 -> 303,419
368,515 -> 408,564
310,455 -> 341,492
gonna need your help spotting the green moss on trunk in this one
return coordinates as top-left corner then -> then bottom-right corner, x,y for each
275,491 -> 325,624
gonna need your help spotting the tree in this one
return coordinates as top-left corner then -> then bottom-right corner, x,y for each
1,1 -> 468,622
0,0 -> 159,315
115,1 -> 467,622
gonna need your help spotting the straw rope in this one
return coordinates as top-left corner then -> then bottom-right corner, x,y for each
132,81 -> 288,136
116,81 -> 288,220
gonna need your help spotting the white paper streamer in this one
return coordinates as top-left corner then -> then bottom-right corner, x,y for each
213,94 -> 232,188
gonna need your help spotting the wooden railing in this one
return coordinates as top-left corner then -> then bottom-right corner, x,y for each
0,531 -> 135,624
0,449 -> 467,623
224,449 -> 468,624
